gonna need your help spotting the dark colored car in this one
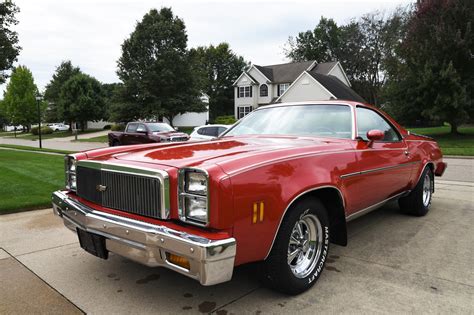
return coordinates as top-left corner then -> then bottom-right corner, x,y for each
108,122 -> 189,146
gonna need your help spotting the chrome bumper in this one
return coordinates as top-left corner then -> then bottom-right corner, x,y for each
51,190 -> 236,286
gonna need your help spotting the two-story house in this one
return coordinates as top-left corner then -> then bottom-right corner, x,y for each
233,60 -> 365,119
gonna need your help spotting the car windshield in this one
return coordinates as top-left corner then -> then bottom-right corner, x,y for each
147,123 -> 174,132
225,104 -> 353,139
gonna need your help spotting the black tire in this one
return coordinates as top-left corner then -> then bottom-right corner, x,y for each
111,140 -> 120,147
262,197 -> 330,295
399,166 -> 434,216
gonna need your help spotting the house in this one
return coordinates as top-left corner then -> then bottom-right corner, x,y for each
163,93 -> 210,127
233,60 -> 365,119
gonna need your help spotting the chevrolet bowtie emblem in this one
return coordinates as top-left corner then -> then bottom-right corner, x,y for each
96,184 -> 107,192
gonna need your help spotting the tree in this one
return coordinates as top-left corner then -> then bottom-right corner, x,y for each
43,61 -> 81,123
2,66 -> 38,131
0,1 -> 21,85
285,11 -> 408,105
384,0 -> 473,134
189,43 -> 247,121
58,73 -> 105,131
116,8 -> 205,125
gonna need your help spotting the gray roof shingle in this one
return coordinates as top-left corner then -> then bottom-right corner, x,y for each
253,60 -> 315,83
308,72 -> 366,103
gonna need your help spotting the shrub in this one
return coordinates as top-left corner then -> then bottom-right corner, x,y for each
111,124 -> 125,131
103,124 -> 112,130
31,126 -> 54,135
214,115 -> 236,125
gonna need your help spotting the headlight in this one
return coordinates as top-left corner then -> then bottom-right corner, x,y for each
179,168 -> 209,226
65,155 -> 77,191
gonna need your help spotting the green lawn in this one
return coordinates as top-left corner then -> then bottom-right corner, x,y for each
74,135 -> 108,143
0,150 -> 65,214
1,129 -> 102,141
407,125 -> 474,156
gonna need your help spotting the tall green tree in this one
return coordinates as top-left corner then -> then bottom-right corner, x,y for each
0,1 -> 21,85
189,43 -> 247,121
384,0 -> 473,133
43,61 -> 81,123
59,73 -> 105,131
116,7 -> 205,125
2,66 -> 38,131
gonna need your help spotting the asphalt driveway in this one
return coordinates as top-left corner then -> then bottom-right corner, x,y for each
0,164 -> 473,314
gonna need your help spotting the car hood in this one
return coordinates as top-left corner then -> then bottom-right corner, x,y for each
110,135 -> 352,171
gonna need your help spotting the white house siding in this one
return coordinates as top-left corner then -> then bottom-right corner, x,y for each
248,67 -> 272,104
328,63 -> 351,87
234,74 -> 258,118
87,120 -> 112,129
279,73 -> 333,103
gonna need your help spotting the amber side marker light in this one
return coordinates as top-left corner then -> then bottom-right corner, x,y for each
166,253 -> 191,270
252,202 -> 265,224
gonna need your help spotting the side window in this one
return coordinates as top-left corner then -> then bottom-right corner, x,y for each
197,127 -> 206,135
204,127 -> 218,137
126,123 -> 138,133
136,124 -> 147,133
356,107 -> 401,142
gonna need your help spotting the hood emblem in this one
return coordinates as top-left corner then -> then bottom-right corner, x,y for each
96,184 -> 107,192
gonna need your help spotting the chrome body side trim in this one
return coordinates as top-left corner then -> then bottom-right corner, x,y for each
52,190 -> 236,286
340,161 -> 420,179
76,160 -> 170,219
264,185 -> 345,260
345,191 -> 410,222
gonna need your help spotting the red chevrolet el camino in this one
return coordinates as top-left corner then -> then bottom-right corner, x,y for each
52,101 -> 447,294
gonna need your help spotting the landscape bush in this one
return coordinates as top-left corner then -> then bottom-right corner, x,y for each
214,115 -> 236,125
31,126 -> 53,135
111,124 -> 125,131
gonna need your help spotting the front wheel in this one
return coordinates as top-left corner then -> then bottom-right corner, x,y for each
399,166 -> 434,216
262,197 -> 330,295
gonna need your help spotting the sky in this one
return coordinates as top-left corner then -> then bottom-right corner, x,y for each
3,0 -> 413,94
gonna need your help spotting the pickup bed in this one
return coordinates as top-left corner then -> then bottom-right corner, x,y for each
108,122 -> 189,146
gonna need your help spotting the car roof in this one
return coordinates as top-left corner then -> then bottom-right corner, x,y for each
256,100 -> 372,110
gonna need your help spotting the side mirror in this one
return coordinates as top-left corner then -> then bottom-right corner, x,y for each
366,129 -> 384,147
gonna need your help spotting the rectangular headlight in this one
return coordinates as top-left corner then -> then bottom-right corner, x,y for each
179,168 -> 209,226
65,155 -> 77,191
185,171 -> 207,195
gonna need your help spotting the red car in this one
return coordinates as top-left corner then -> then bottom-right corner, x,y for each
52,101 -> 446,294
108,122 -> 189,146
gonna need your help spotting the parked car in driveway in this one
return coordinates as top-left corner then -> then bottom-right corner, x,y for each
108,122 -> 189,146
47,123 -> 70,131
189,124 -> 231,140
53,100 -> 446,294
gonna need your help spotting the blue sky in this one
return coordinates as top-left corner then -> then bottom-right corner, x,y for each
3,0 -> 413,94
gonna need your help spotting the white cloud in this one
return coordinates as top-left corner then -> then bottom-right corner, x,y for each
3,0 -> 412,94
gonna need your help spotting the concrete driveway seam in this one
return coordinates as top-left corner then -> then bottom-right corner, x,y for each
211,286 -> 261,314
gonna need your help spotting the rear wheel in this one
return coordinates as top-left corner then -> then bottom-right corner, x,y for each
111,140 -> 120,147
262,197 -> 330,295
399,166 -> 433,216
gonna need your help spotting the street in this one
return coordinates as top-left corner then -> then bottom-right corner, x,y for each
0,160 -> 473,314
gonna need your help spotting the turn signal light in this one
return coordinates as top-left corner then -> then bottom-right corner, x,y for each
252,202 -> 265,224
167,253 -> 190,270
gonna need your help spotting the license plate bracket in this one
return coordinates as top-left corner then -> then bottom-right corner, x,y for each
77,228 -> 108,259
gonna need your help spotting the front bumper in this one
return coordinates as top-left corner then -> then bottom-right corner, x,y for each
52,190 -> 236,286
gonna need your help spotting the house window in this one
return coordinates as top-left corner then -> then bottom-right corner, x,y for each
259,84 -> 268,97
238,86 -> 252,98
237,106 -> 253,119
278,83 -> 290,96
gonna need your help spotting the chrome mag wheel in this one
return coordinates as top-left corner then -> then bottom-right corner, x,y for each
287,213 -> 323,278
422,172 -> 432,207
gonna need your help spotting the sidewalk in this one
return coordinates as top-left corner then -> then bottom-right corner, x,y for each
0,136 -> 107,152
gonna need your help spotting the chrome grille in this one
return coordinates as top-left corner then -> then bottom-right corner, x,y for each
76,165 -> 165,219
170,136 -> 188,142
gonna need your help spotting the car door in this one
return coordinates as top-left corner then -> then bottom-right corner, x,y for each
123,123 -> 138,145
349,106 -> 416,212
135,124 -> 151,144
